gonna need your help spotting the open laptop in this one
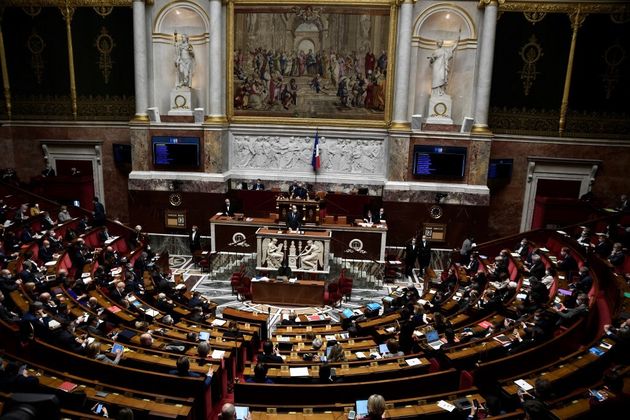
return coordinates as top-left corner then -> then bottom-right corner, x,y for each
425,330 -> 443,350
355,400 -> 368,418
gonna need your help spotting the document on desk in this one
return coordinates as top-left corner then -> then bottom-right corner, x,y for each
289,367 -> 310,377
437,400 -> 456,412
211,319 -> 227,326
514,379 -> 534,391
211,350 -> 226,359
405,358 -> 422,366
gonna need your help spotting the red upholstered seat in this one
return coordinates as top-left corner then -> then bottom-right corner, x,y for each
236,277 -> 252,301
459,370 -> 474,390
324,283 -> 342,306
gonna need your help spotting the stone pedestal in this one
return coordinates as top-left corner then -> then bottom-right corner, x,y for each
168,88 -> 194,116
426,94 -> 453,125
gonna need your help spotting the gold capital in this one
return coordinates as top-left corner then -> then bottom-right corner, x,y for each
479,0 -> 505,8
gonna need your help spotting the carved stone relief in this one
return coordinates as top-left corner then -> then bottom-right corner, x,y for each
231,134 -> 385,177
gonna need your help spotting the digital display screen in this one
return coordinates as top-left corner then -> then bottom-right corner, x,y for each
488,159 -> 513,180
152,136 -> 200,168
413,145 -> 466,178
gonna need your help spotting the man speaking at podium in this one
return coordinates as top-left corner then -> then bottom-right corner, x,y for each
286,205 -> 302,232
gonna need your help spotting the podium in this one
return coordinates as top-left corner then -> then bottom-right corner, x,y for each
276,197 -> 320,224
256,228 -> 331,274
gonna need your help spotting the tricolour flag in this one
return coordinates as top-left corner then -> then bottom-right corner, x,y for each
311,131 -> 321,172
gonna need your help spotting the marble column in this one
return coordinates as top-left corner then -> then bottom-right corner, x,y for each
206,0 -> 225,123
472,0 -> 501,135
391,0 -> 414,130
132,0 -> 149,122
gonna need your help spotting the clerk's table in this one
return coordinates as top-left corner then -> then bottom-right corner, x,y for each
251,278 -> 326,306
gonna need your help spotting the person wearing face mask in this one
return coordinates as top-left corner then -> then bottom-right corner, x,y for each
286,204 -> 302,232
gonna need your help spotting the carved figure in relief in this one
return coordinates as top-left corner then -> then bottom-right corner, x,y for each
263,238 -> 284,268
299,240 -> 323,270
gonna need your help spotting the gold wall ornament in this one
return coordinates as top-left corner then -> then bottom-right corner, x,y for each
93,6 -> 114,18
602,43 -> 625,100
523,11 -> 546,25
60,5 -> 77,119
610,11 -> 630,24
22,6 -> 42,17
95,26 -> 115,84
27,30 -> 46,85
518,35 -> 542,97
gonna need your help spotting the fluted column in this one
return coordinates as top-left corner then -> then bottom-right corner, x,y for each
206,0 -> 225,123
132,0 -> 149,122
472,0 -> 501,135
559,8 -> 586,136
391,0 -> 414,130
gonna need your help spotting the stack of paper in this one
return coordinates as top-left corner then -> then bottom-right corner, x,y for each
211,350 -> 226,359
289,367 -> 309,377
405,358 -> 422,366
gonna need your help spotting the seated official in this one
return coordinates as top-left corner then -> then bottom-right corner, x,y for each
257,341 -> 284,363
363,209 -> 376,224
169,356 -> 213,385
251,178 -> 265,191
222,198 -> 235,216
290,182 -> 308,199
286,205 -> 302,231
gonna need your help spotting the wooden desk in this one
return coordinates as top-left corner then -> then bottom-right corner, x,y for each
252,279 -> 326,306
209,215 -> 387,260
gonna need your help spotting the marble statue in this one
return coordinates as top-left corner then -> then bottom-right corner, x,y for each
428,33 -> 460,96
175,33 -> 194,88
263,238 -> 284,268
299,240 -> 323,270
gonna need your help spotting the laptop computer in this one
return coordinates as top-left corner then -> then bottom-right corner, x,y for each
356,400 -> 368,417
425,330 -> 443,350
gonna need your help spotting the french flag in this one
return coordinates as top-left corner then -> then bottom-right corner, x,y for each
311,131 -> 321,172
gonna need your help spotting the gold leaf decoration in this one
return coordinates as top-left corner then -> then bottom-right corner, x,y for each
27,29 -> 46,85
518,35 -> 543,96
95,26 -> 115,84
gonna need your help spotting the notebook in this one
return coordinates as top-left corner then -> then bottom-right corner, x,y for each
425,330 -> 443,349
342,308 -> 354,318
356,400 -> 368,417
589,347 -> 605,357
58,381 -> 78,392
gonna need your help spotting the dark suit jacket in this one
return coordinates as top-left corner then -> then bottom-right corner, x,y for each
190,230 -> 201,252
418,241 -> 432,266
529,261 -> 546,280
222,203 -> 234,216
404,243 -> 418,265
286,211 -> 302,230
252,182 -> 265,191
93,202 -> 106,224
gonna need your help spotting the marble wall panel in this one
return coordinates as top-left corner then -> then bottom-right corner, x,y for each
130,127 -> 150,171
388,135 -> 409,181
204,129 -> 224,173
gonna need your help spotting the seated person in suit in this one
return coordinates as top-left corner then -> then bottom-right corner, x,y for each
375,207 -> 386,223
608,242 -> 625,267
169,356 -> 213,385
290,182 -> 307,199
363,209 -> 376,224
251,178 -> 265,191
286,205 -> 302,231
557,247 -> 578,273
257,341 -> 284,363
246,362 -> 273,383
98,226 -> 111,245
222,198 -> 234,216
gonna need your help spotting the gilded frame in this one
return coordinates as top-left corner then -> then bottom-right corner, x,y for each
227,0 -> 399,128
